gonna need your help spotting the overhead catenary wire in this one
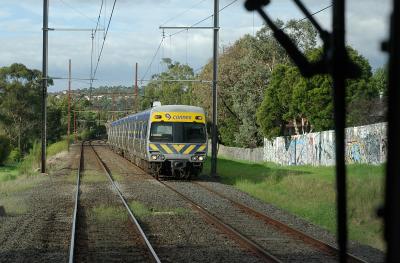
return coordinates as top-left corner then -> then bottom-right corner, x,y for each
282,4 -> 332,30
92,0 -> 117,79
168,0 -> 239,37
160,0 -> 208,26
57,0 -> 98,24
140,37 -> 165,82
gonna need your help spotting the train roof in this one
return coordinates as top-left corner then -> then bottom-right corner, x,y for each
109,105 -> 205,126
151,105 -> 204,113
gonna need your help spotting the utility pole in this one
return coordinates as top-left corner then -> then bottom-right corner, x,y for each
90,30 -> 94,101
67,59 -> 71,151
41,0 -> 49,174
211,0 -> 219,177
135,62 -> 139,113
74,111 -> 77,143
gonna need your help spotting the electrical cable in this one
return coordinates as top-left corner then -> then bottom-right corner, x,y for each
168,0 -> 239,37
57,0 -> 98,24
140,37 -> 165,82
92,0 -> 117,79
282,4 -> 332,30
161,0 -> 208,26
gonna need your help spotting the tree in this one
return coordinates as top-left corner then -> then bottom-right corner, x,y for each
0,63 -> 52,153
141,59 -> 194,110
257,46 -> 375,138
370,67 -> 387,97
192,20 -> 318,147
0,135 -> 11,166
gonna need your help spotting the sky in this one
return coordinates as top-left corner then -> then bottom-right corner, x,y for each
0,0 -> 392,92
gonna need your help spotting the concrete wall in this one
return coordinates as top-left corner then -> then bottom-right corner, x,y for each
263,122 -> 387,166
208,142 -> 264,163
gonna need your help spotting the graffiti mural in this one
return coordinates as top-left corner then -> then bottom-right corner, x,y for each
264,122 -> 387,166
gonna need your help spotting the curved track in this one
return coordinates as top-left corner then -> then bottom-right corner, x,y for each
191,181 -> 367,263
92,142 -> 371,263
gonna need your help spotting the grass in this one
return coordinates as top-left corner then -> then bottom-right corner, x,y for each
203,158 -> 385,250
0,174 -> 48,195
0,165 -> 19,182
90,204 -> 127,222
47,139 -> 68,157
16,139 -> 69,177
129,200 -> 187,219
81,171 -> 108,183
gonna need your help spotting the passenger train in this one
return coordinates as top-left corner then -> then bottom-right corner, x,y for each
106,104 -> 208,179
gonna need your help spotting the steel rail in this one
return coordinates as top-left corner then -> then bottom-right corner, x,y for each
68,141 -> 84,263
193,182 -> 368,263
158,181 -> 281,263
89,142 -> 161,263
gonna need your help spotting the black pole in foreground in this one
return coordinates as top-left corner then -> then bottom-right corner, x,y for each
384,0 -> 400,261
332,1 -> 348,261
211,0 -> 219,177
41,0 -> 49,174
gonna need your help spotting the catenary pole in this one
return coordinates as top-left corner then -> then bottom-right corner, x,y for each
41,0 -> 49,173
135,63 -> 138,113
67,59 -> 71,151
332,0 -> 348,261
74,111 -> 77,143
211,0 -> 219,177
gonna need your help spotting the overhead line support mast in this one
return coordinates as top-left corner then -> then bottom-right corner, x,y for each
158,0 -> 220,177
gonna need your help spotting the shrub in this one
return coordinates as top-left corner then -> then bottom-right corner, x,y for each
7,148 -> 22,164
18,141 -> 41,176
0,136 -> 11,166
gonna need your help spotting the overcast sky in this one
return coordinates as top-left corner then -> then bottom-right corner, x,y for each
0,0 -> 391,92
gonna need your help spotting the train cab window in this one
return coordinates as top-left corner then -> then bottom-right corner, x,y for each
150,123 -> 173,142
182,123 -> 206,143
150,122 -> 206,143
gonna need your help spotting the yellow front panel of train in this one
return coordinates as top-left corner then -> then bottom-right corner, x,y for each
149,143 -> 207,155
151,112 -> 206,124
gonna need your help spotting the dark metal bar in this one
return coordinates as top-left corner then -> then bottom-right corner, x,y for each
41,0 -> 49,173
385,0 -> 400,261
332,0 -> 348,261
48,28 -> 105,31
211,0 -> 219,177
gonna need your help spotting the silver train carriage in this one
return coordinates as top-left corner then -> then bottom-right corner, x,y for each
106,105 -> 208,178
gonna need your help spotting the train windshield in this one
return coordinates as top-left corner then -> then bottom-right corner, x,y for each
150,122 -> 206,143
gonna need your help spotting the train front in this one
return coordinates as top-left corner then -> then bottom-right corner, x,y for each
147,106 -> 207,179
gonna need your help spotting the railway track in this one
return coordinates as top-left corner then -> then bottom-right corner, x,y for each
91,142 -> 370,262
192,181 -> 367,263
68,142 -> 160,263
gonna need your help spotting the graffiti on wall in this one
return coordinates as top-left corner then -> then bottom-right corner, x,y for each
264,122 -> 387,166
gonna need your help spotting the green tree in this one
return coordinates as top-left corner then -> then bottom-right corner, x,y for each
0,63 -> 52,152
257,46 -> 375,138
370,67 -> 387,96
193,20 -> 318,147
141,59 -> 194,110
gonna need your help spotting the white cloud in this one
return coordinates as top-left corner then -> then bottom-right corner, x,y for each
0,0 -> 392,91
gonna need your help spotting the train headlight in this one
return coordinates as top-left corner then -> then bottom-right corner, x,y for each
151,154 -> 158,160
198,156 -> 204,161
191,155 -> 199,161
